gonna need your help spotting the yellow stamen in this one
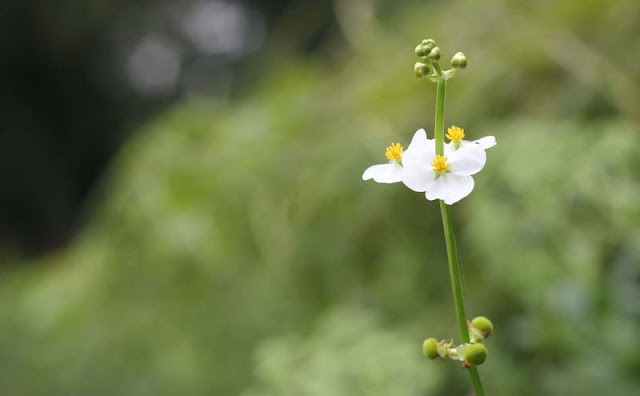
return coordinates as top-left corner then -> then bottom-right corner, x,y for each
385,142 -> 403,161
446,125 -> 465,142
431,154 -> 450,173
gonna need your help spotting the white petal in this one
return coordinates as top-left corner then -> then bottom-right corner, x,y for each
425,174 -> 475,204
400,129 -> 437,192
448,144 -> 486,176
401,166 -> 436,192
454,136 -> 497,151
443,174 -> 475,204
409,128 -> 428,148
362,162 -> 403,183
444,142 -> 457,155
402,130 -> 435,170
473,136 -> 496,150
424,175 -> 447,201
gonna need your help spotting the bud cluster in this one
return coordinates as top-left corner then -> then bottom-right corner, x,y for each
413,38 -> 467,81
421,316 -> 493,369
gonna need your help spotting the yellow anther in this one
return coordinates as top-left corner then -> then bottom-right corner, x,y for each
431,155 -> 450,173
385,142 -> 403,161
446,125 -> 465,142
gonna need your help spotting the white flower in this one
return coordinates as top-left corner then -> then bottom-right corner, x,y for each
362,131 -> 423,183
401,126 -> 496,205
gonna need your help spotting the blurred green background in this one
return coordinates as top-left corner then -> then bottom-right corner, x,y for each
1,0 -> 639,395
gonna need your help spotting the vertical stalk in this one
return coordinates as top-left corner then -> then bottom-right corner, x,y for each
434,78 -> 486,396
439,203 -> 468,343
434,80 -> 446,155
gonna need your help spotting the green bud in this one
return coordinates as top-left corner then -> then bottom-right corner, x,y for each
450,52 -> 467,69
415,44 -> 427,57
422,338 -> 439,359
421,39 -> 436,47
420,40 -> 435,54
427,46 -> 441,61
463,343 -> 487,366
414,62 -> 430,78
471,316 -> 493,338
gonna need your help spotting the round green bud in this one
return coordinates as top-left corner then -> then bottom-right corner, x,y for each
464,343 -> 487,366
420,40 -> 435,53
471,316 -> 493,337
427,46 -> 441,61
414,62 -> 430,78
421,39 -> 436,47
422,338 -> 439,359
415,44 -> 427,57
451,52 -> 467,69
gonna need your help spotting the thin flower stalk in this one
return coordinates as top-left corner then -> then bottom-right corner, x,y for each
433,61 -> 486,396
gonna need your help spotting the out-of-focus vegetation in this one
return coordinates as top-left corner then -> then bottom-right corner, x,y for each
1,0 -> 640,395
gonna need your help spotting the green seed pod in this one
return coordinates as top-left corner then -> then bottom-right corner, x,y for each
464,343 -> 487,366
414,62 -> 430,77
415,44 -> 427,57
427,46 -> 441,61
451,52 -> 467,69
422,338 -> 439,359
471,316 -> 493,338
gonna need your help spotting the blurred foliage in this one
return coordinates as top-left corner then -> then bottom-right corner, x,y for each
1,0 -> 640,395
242,307 -> 443,396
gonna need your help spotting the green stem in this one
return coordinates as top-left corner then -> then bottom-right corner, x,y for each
434,79 -> 446,155
432,62 -> 444,77
439,203 -> 468,343
434,79 -> 486,396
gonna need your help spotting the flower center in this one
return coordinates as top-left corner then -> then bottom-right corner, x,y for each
431,154 -> 450,173
385,142 -> 403,161
446,126 -> 465,142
